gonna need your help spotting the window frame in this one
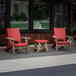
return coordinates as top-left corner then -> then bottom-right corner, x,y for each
4,0 -> 71,34
28,0 -> 52,33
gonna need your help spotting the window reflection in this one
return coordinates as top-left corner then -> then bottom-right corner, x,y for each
10,0 -> 29,29
54,3 -> 68,28
33,1 -> 50,29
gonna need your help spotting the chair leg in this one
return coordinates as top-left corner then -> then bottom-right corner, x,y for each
34,43 -> 37,52
52,41 -> 56,48
37,43 -> 41,53
5,45 -> 12,52
12,42 -> 15,54
45,42 -> 48,52
12,46 -> 15,54
56,45 -> 58,51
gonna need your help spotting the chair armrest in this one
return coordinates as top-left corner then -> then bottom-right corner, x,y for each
52,36 -> 58,43
66,36 -> 73,44
21,37 -> 31,40
66,36 -> 73,39
6,37 -> 15,47
21,37 -> 31,43
52,36 -> 58,39
6,37 -> 15,41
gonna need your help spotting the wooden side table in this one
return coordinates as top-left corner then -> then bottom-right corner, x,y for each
34,40 -> 48,52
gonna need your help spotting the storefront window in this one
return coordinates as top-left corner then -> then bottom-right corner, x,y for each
54,3 -> 69,28
33,1 -> 50,29
10,0 -> 29,29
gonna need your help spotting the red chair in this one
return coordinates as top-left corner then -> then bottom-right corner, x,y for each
5,28 -> 31,54
52,28 -> 72,51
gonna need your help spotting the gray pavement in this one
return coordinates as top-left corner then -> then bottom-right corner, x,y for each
0,40 -> 76,60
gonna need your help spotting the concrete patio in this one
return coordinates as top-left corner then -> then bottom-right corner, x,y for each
0,40 -> 76,60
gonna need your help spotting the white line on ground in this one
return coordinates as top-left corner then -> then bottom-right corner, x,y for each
0,53 -> 76,73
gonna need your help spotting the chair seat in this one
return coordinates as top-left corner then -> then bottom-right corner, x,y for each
15,43 -> 28,47
34,40 -> 48,43
57,41 -> 70,44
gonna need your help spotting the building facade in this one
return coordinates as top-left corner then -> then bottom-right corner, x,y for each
0,0 -> 75,46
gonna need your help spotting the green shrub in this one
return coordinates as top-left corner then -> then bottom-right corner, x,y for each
19,12 -> 27,21
12,12 -> 20,21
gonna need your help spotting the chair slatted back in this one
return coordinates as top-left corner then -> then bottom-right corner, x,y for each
54,28 -> 66,41
7,28 -> 21,45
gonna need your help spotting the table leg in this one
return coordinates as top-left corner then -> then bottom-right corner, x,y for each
45,42 -> 48,52
37,43 -> 41,53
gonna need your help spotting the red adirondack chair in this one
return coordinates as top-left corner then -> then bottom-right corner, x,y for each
5,28 -> 31,54
52,28 -> 72,51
